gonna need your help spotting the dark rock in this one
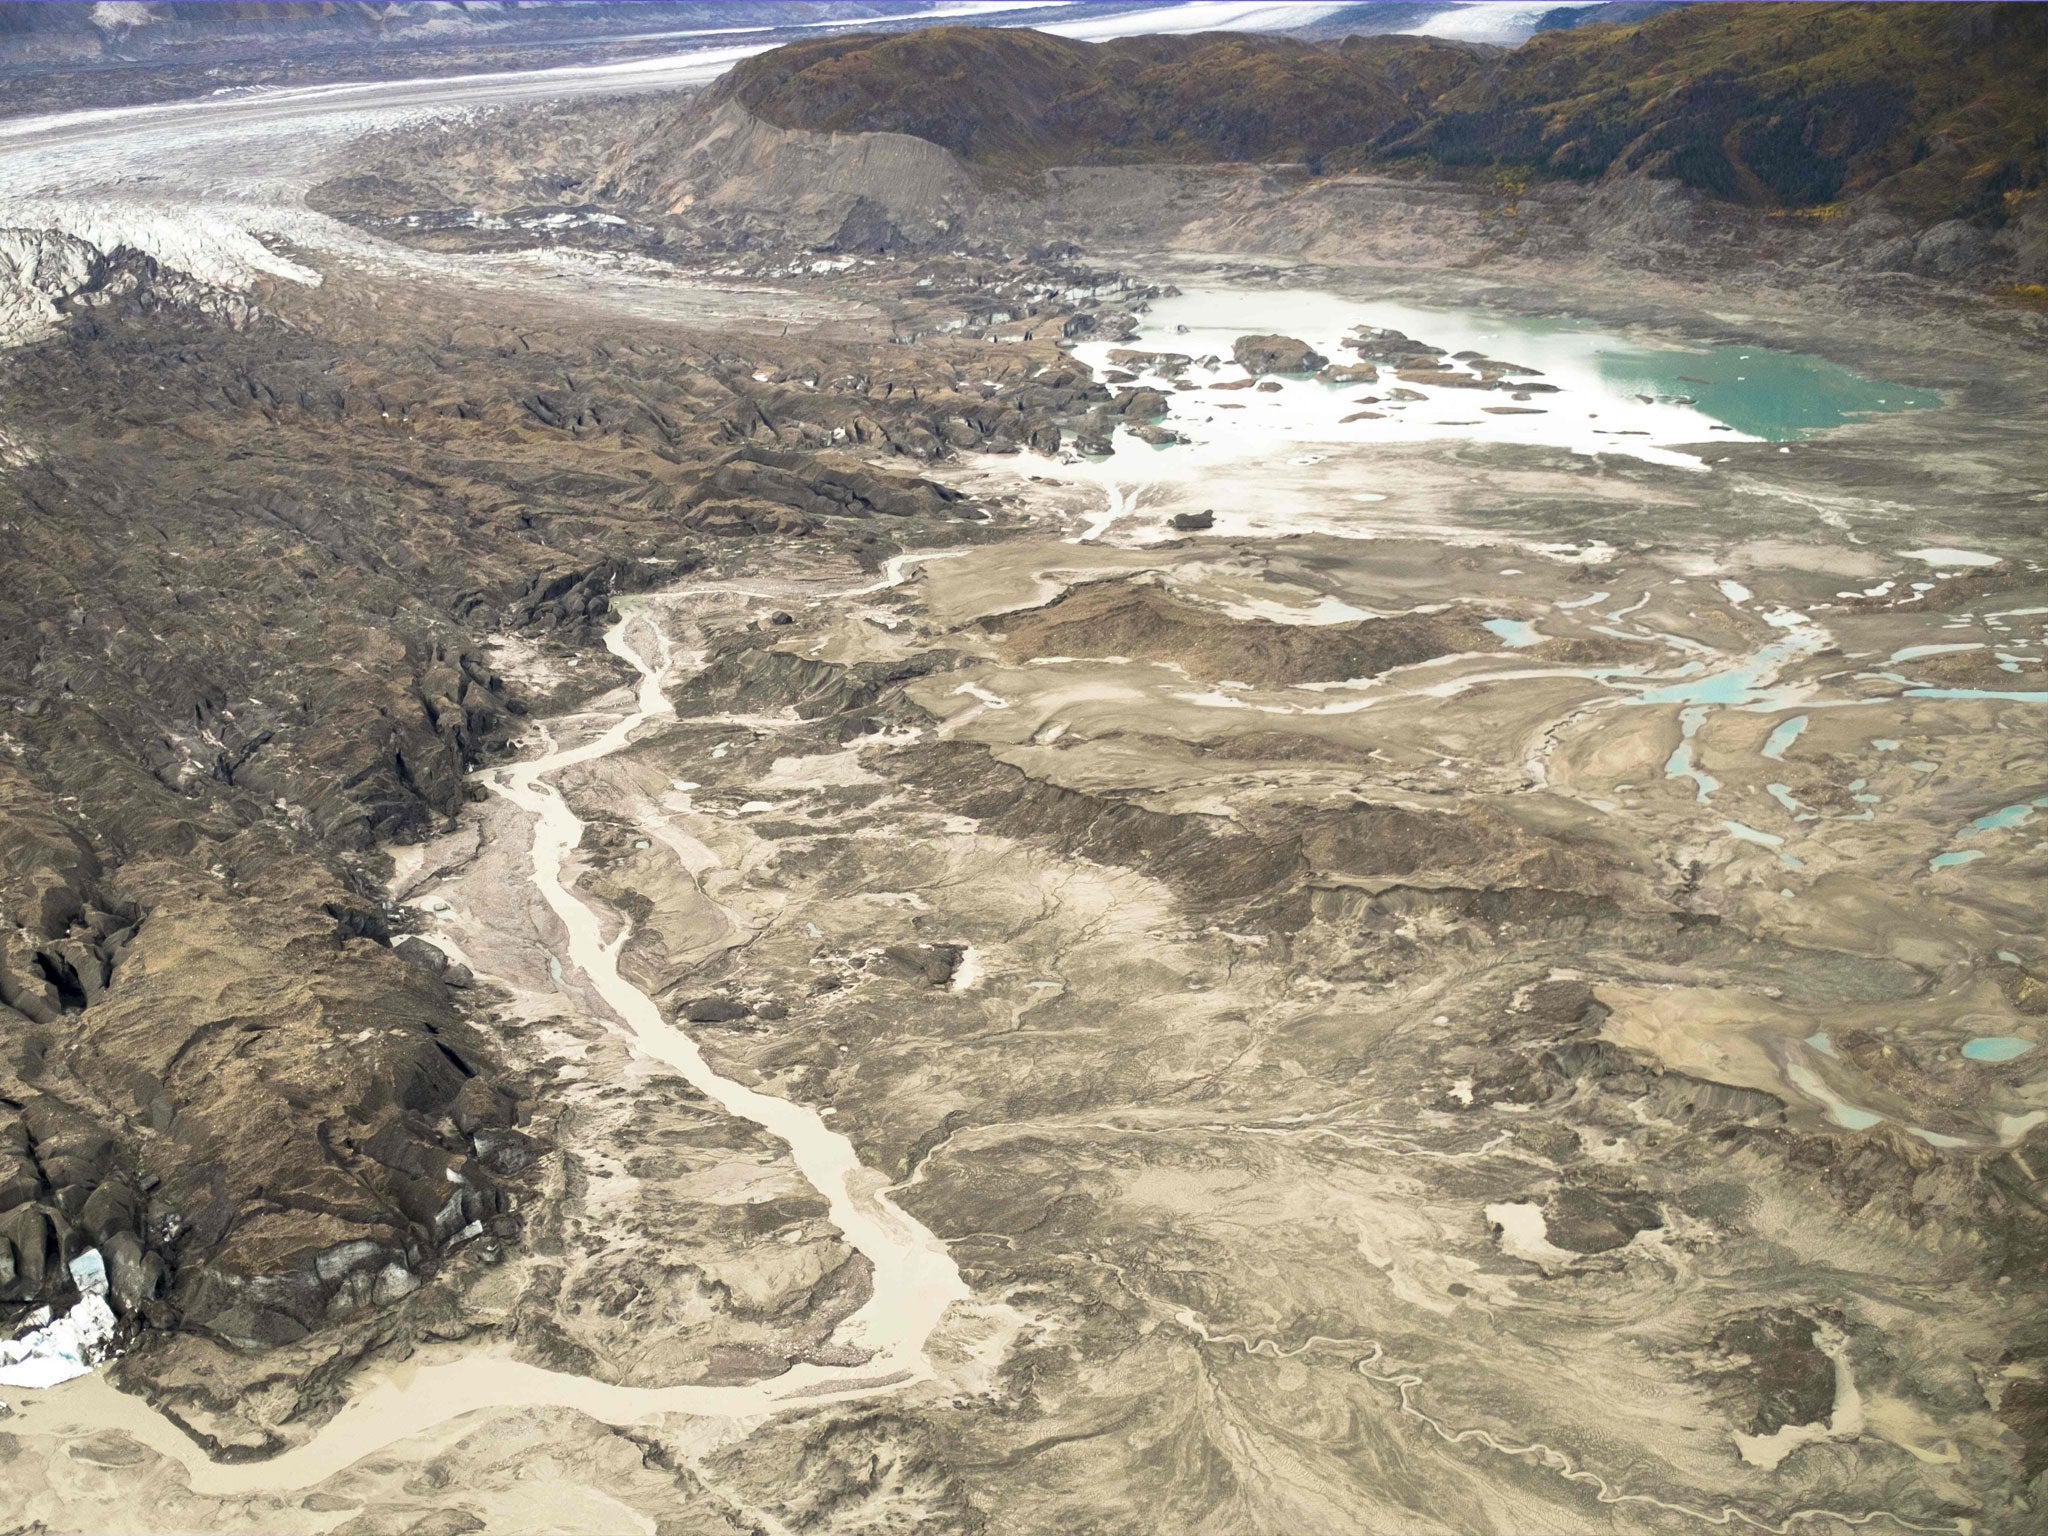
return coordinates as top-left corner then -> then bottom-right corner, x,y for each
1522,978 -> 1599,1023
879,942 -> 965,987
1541,1186 -> 1663,1254
1114,386 -> 1170,420
1232,334 -> 1327,374
1170,510 -> 1215,531
0,1203 -> 61,1301
450,1078 -> 513,1135
1347,327 -> 1445,365
1316,362 -> 1379,384
101,1229 -> 165,1315
1704,1310 -> 1839,1437
0,931 -> 64,1023
21,1096 -> 113,1219
0,1114 -> 42,1211
393,935 -> 449,975
78,1179 -> 141,1243
822,194 -> 904,254
1107,348 -> 1190,376
473,1127 -> 538,1177
682,996 -> 752,1023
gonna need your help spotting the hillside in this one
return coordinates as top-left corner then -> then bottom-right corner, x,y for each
1397,0 -> 2048,223
716,5 -> 2048,227
712,27 -> 1495,176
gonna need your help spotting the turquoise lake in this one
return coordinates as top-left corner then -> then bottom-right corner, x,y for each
1962,1037 -> 2036,1063
1594,342 -> 1942,441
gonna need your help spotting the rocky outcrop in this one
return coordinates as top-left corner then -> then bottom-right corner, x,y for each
593,98 -> 979,253
896,742 -> 1305,911
981,578 -> 1495,687
676,636 -> 959,727
658,447 -> 971,537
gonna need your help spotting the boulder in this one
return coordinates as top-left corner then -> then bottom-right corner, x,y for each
1316,362 -> 1379,385
0,931 -> 63,1023
1107,348 -> 1191,377
1232,334 -> 1327,375
1114,387 -> 1171,420
21,1097 -> 112,1219
393,936 -> 449,975
450,1078 -> 513,1135
77,1179 -> 141,1244
1346,327 -> 1445,364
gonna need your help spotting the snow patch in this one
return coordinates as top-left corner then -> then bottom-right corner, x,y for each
1900,547 -> 1999,567
1485,1201 -> 1578,1267
92,2 -> 157,30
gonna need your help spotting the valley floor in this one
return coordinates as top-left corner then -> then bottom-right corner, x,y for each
0,53 -> 2045,1536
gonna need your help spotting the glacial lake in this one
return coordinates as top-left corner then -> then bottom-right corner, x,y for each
1072,286 -> 1942,471
1592,340 -> 1942,440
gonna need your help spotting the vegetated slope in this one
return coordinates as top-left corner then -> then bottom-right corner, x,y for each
1395,0 -> 2048,224
716,4 -> 2047,226
711,26 -> 1495,177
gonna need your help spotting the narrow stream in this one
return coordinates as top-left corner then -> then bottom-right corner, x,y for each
12,589 -> 970,1496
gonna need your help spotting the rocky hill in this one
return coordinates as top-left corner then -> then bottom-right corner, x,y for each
714,26 -> 1496,177
712,5 -> 2047,252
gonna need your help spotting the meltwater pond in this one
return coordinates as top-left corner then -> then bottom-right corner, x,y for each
1072,286 -> 1939,472
1962,1036 -> 2036,1063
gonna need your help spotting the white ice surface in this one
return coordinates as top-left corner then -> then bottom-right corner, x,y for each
0,1252 -> 118,1391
